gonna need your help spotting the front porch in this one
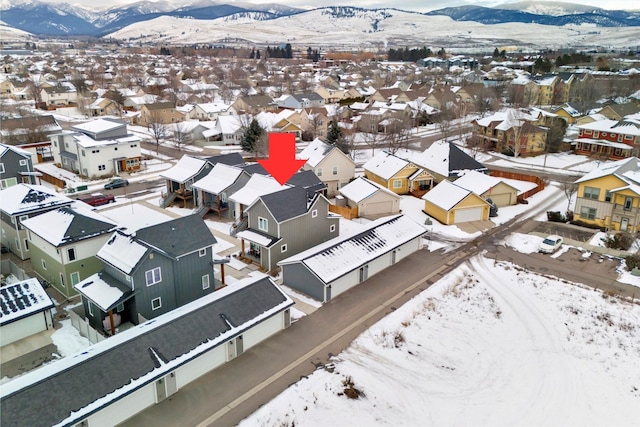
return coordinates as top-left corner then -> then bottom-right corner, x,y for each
68,304 -> 135,345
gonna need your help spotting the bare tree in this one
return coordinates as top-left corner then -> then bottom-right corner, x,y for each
384,115 -> 413,154
148,111 -> 168,155
172,122 -> 191,151
361,131 -> 387,157
560,179 -> 578,214
505,109 -> 529,158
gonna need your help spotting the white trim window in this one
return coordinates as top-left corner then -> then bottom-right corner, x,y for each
281,244 -> 287,253
258,216 -> 268,232
151,297 -> 162,310
330,224 -> 336,232
199,248 -> 207,257
312,209 -> 318,218
145,267 -> 161,286
202,274 -> 210,290
393,179 -> 402,189
67,247 -> 77,262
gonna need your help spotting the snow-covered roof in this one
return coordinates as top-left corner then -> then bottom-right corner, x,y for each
21,205 -> 118,247
0,184 -> 72,216
0,278 -> 54,326
236,229 -> 279,247
363,151 -> 409,180
279,214 -> 424,283
229,174 -> 287,206
97,232 -> 148,274
73,272 -> 126,313
339,177 -> 398,203
422,180 -> 479,211
72,118 -> 124,134
575,157 -> 640,184
0,142 -> 31,158
453,171 -> 516,196
195,102 -> 230,113
578,119 -> 640,135
298,138 -> 332,167
193,163 -> 244,194
160,155 -> 209,183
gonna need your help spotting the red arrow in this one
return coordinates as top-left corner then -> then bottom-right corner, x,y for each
257,133 -> 307,185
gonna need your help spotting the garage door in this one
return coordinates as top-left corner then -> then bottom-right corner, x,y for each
362,201 -> 392,217
454,207 -> 483,223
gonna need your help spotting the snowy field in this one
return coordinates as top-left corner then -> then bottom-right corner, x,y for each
240,255 -> 640,427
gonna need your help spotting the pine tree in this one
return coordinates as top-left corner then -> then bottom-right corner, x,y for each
241,119 -> 264,154
326,121 -> 349,154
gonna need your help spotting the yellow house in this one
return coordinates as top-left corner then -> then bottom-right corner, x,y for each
139,102 -> 184,127
363,151 -> 421,194
574,157 -> 640,232
422,180 -> 490,225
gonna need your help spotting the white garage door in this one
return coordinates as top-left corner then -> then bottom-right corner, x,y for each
454,207 -> 483,223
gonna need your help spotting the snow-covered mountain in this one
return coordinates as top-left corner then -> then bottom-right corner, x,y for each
496,1 -> 603,16
107,6 -> 640,50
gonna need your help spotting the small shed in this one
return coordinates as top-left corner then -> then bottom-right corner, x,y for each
422,180 -> 490,225
0,278 -> 55,347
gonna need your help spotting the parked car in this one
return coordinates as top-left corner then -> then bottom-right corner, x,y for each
1,244 -> 8,254
78,193 -> 115,207
104,178 -> 129,190
539,235 -> 563,254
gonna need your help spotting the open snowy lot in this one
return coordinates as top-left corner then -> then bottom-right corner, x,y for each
240,255 -> 640,427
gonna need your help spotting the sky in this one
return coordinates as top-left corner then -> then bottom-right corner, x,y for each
32,0 -> 640,12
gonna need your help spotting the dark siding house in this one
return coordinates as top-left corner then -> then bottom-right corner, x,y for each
0,143 -> 38,188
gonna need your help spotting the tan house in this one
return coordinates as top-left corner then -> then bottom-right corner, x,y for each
40,85 -> 77,107
231,95 -> 277,115
423,179 -> 491,225
598,103 -> 640,121
338,176 -> 401,219
300,108 -> 329,140
453,170 -> 518,207
299,138 -> 356,197
139,102 -> 184,127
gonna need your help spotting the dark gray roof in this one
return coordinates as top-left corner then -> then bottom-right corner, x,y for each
205,152 -> 244,167
134,215 -> 217,259
448,142 -> 487,176
287,169 -> 326,194
292,92 -> 324,102
56,207 -> 118,246
260,186 -> 313,223
0,277 -> 292,427
240,163 -> 269,176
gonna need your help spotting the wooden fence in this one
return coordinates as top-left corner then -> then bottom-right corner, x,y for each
329,204 -> 358,220
489,170 -> 545,202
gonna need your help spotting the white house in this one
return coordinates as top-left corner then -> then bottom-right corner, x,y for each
191,102 -> 235,121
299,138 -> 356,197
278,214 -> 425,302
338,176 -> 401,219
50,118 -> 142,179
0,276 -> 293,427
0,278 -> 55,347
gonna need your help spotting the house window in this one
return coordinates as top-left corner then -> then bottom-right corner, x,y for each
605,191 -> 612,202
624,197 -> 633,210
67,247 -> 76,262
145,267 -> 161,286
583,187 -> 600,200
199,248 -> 207,257
332,166 -> 338,175
317,167 -> 323,177
81,150 -> 85,157
53,141 -> 57,147
19,159 -> 27,166
281,244 -> 287,253
312,209 -> 318,218
87,302 -> 93,317
393,179 -> 402,189
24,239 -> 29,251
116,303 -> 124,313
151,297 -> 162,310
580,206 -> 597,220
42,259 -> 47,270
202,274 -> 210,290
330,224 -> 336,232
98,165 -> 106,171
258,217 -> 268,232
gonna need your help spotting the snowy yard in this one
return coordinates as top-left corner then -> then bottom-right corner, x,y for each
240,255 -> 640,427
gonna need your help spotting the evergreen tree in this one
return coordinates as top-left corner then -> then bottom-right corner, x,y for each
241,119 -> 264,154
326,121 -> 349,154
256,49 -> 261,59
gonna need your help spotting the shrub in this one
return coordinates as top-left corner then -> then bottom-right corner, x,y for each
625,253 -> 640,272
602,232 -> 634,251
340,376 -> 365,399
569,219 -> 602,229
547,211 -> 565,222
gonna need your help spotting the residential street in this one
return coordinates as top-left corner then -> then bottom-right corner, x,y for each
121,194 -> 635,427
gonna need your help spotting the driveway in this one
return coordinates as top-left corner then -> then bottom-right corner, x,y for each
532,221 -> 599,244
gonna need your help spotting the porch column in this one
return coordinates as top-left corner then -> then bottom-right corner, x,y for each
108,310 -> 116,336
220,263 -> 225,286
241,239 -> 245,256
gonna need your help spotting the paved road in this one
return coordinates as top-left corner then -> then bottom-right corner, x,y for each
121,190 -> 637,427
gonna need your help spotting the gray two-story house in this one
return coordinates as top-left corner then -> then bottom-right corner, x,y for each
235,185 -> 340,272
0,143 -> 38,189
74,215 -> 227,335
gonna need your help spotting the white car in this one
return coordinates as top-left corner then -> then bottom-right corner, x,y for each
538,235 -> 563,254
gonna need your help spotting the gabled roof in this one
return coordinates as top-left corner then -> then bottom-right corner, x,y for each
229,174 -> 286,206
298,138 -> 333,167
422,179 -> 487,210
0,278 -> 54,327
339,177 -> 399,203
575,157 -> 640,184
21,205 -> 118,247
0,142 -> 31,158
0,115 -> 60,133
74,271 -> 135,313
286,169 -> 326,195
258,186 -> 315,223
193,163 -> 245,194
452,171 -> 517,196
205,152 -> 244,167
134,215 -> 217,260
0,276 -> 293,427
417,141 -> 487,177
97,231 -> 149,275
363,151 -> 410,180
160,155 -> 210,183
0,184 -> 72,216
279,214 -> 424,283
